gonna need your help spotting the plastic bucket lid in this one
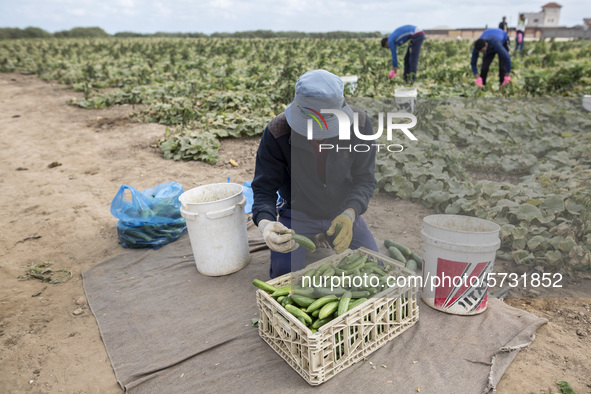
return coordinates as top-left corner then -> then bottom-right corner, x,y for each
340,75 -> 358,84
583,95 -> 591,112
395,87 -> 418,98
422,214 -> 500,251
179,183 -> 243,211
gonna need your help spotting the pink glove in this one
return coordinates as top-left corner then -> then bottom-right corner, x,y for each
388,69 -> 397,79
517,33 -> 523,43
502,76 -> 511,87
474,76 -> 483,87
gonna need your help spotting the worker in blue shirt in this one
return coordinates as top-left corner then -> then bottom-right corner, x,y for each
381,25 -> 426,84
471,28 -> 512,87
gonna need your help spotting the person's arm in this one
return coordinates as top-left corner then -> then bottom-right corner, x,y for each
343,115 -> 376,217
251,127 -> 286,226
470,46 -> 480,76
389,35 -> 399,69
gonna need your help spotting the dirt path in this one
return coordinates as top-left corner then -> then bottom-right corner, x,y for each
0,74 -> 589,393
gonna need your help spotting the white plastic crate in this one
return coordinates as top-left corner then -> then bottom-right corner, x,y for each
256,247 -> 419,385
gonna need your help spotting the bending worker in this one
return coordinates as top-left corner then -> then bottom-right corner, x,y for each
471,27 -> 512,87
252,69 -> 379,279
381,25 -> 425,84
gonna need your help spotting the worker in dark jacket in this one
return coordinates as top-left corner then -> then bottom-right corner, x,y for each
252,69 -> 379,278
381,25 -> 426,84
471,28 -> 512,87
498,16 -> 508,33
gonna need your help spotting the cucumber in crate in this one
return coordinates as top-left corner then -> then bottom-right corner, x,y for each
253,247 -> 419,385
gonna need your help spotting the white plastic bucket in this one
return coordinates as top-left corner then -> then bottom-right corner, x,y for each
340,75 -> 358,95
583,95 -> 591,112
420,214 -> 501,315
394,87 -> 417,113
179,183 -> 250,276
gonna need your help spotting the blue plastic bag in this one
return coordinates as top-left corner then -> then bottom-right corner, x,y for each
110,182 -> 187,249
241,180 -> 281,215
242,180 -> 254,214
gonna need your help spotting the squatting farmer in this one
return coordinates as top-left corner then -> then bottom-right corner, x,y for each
381,25 -> 426,84
252,69 -> 379,279
471,27 -> 512,87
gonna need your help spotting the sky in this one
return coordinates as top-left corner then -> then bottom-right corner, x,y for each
0,0 -> 588,35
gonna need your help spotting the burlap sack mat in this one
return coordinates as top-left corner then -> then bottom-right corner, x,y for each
83,219 -> 547,393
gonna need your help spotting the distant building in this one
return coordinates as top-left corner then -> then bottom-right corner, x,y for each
523,3 -> 562,28
424,4 -> 591,41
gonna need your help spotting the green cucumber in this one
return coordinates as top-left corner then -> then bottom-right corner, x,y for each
314,287 -> 347,298
277,296 -> 285,303
271,285 -> 291,298
337,291 -> 352,316
410,252 -> 422,269
347,298 -> 368,311
384,239 -> 411,256
297,316 -> 308,326
370,266 -> 388,276
306,295 -> 338,313
291,231 -> 316,252
285,304 -> 313,325
337,255 -> 352,269
311,309 -> 320,318
333,267 -> 346,275
303,268 -> 317,278
291,294 -> 317,308
405,259 -> 418,272
319,301 -> 339,319
252,279 -> 277,293
316,262 -> 332,275
323,268 -> 336,277
342,255 -> 367,271
292,287 -> 316,298
350,290 -> 370,298
311,317 -> 333,329
388,246 -> 407,263
281,296 -> 293,306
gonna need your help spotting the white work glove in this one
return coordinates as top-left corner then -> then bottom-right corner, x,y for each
258,219 -> 299,253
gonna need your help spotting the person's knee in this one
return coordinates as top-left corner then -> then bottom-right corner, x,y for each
269,252 -> 291,279
350,218 -> 379,252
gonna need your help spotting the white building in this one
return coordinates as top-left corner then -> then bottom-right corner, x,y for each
523,2 -> 562,28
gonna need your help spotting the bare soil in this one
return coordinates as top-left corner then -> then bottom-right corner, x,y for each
0,74 -> 589,393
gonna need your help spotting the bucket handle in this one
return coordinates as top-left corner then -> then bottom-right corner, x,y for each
180,206 -> 198,221
205,196 -> 246,220
180,197 -> 246,221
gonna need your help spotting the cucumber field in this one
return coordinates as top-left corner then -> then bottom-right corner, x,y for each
2,37 -> 589,272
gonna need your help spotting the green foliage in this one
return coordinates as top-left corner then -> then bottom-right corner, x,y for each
159,126 -> 221,163
53,27 -> 110,38
0,37 -> 589,272
0,27 -> 51,39
363,98 -> 591,272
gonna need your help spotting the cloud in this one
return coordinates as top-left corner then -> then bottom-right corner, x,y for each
66,8 -> 90,17
0,0 -> 588,34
